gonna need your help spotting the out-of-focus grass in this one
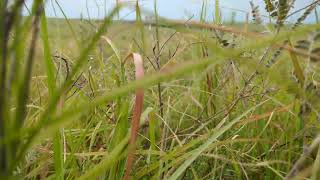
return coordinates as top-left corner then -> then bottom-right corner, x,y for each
1,1 -> 320,179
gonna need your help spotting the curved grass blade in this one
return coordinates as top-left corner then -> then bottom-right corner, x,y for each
101,36 -> 121,63
41,6 -> 64,180
123,53 -> 145,180
40,6 -> 56,95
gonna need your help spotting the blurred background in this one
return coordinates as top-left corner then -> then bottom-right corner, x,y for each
24,0 -> 318,23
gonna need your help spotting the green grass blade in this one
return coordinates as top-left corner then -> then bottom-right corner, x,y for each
288,40 -> 305,86
136,1 -> 145,51
79,135 -> 130,180
40,6 -> 56,96
167,100 -> 269,180
315,7 -> 319,23
101,36 -> 121,63
148,109 -> 156,153
53,130 -> 64,180
215,0 -> 221,24
12,5 -> 122,170
22,23 -> 319,145
54,0 -> 81,48
14,0 -> 43,133
41,6 -> 64,180
0,1 -> 8,174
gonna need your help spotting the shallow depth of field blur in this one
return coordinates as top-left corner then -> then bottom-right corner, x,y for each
1,0 -> 320,179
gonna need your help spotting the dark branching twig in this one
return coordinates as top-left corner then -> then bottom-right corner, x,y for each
52,55 -> 89,100
53,55 -> 71,81
133,38 -> 157,70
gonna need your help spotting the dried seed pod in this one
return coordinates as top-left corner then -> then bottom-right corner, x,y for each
277,0 -> 289,25
292,2 -> 318,29
264,0 -> 276,13
271,10 -> 278,17
264,0 -> 278,17
52,54 -> 88,91
311,48 -> 320,62
291,69 -> 300,83
313,31 -> 320,42
266,48 -> 282,67
53,55 -> 71,81
221,39 -> 230,47
250,1 -> 263,24
266,40 -> 288,68
295,40 -> 311,50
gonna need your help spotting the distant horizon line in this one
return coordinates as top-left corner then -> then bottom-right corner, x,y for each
37,16 -> 318,25
23,0 -> 318,24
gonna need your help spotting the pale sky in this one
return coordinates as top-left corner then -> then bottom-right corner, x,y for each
24,0 -> 318,23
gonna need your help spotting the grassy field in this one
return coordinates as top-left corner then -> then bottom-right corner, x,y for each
1,0 -> 320,179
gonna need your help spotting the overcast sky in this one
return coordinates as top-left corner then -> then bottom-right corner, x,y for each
24,0 -> 318,23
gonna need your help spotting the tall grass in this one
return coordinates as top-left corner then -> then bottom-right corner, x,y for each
1,0 -> 320,179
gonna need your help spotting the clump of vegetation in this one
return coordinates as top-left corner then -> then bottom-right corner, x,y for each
0,0 -> 320,179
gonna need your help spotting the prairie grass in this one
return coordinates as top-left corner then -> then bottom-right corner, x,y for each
1,0 -> 320,179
